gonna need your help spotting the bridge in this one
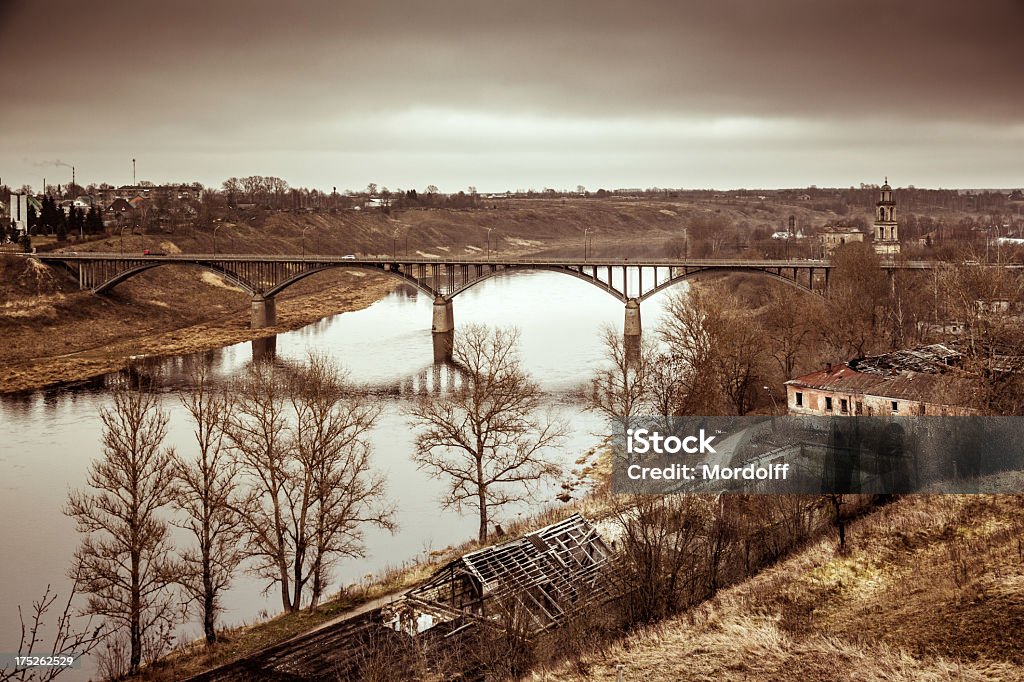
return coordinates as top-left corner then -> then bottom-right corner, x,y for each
27,252 -> 947,360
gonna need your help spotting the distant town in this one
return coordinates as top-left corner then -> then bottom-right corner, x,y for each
4,176 -> 1024,262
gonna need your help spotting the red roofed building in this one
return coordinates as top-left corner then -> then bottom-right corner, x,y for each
785,345 -> 973,416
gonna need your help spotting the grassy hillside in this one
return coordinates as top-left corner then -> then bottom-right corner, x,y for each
536,494 -> 1024,681
187,197 -> 853,259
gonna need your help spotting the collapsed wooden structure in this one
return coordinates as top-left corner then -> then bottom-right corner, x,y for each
192,514 -> 618,681
394,513 -> 618,637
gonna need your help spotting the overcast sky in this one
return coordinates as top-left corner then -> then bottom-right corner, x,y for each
1,0 -> 1021,192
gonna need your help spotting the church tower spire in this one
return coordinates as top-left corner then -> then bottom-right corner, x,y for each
873,177 -> 900,257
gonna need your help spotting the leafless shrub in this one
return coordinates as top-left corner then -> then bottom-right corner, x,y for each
0,582 -> 104,682
611,495 -> 709,626
347,630 -> 427,682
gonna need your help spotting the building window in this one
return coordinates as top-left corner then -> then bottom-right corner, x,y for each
825,397 -> 833,411
795,392 -> 803,407
840,398 -> 848,414
856,401 -> 864,415
891,401 -> 898,413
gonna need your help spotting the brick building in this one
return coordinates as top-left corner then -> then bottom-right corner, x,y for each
785,344 -> 971,416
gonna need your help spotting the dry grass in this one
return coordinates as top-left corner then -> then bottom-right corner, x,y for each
533,494 -> 1024,681
133,489 -> 617,681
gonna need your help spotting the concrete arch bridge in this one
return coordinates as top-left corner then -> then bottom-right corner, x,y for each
30,253 -> 935,359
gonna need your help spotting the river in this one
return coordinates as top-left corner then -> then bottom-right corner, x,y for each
0,270 -> 681,680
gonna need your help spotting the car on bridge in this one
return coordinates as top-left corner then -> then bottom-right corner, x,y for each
342,254 -> 356,259
142,249 -> 167,255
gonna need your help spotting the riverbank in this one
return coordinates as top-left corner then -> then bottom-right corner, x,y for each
0,253 -> 396,393
134,465 -> 614,682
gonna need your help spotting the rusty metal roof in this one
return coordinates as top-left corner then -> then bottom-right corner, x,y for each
851,343 -> 961,375
785,364 -> 951,403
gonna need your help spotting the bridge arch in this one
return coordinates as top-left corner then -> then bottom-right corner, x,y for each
442,263 -> 820,303
636,266 -> 820,302
93,261 -> 258,295
445,264 -> 626,302
263,262 -> 437,299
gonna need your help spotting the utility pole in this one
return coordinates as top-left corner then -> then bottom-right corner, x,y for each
132,158 -> 136,186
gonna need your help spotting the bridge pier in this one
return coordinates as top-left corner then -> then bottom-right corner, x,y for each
624,298 -> 641,361
251,294 -> 277,329
432,296 -> 454,362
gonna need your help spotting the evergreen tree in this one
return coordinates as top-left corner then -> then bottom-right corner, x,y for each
55,206 -> 68,241
69,205 -> 84,239
86,204 -> 104,234
27,204 -> 38,233
40,195 -> 58,235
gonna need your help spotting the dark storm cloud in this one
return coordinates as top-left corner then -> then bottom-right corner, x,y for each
1,1 -> 1021,189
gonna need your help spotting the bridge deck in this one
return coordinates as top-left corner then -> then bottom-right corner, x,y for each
34,253 -> 847,267
29,252 -> 1014,308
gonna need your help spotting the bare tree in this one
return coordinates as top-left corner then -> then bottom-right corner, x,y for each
588,326 -> 690,448
819,242 -> 890,360
646,351 -> 689,421
240,175 -> 264,203
173,362 -> 244,645
64,384 -> 182,675
715,309 -> 764,416
761,287 -> 818,380
228,356 -> 394,612
227,360 -> 296,612
588,325 -> 653,425
1,582 -> 104,682
408,325 -> 565,543
659,287 -> 722,414
660,285 -> 764,415
287,354 -> 395,608
934,262 -> 1024,414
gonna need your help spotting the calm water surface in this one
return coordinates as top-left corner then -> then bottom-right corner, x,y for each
0,271 -> 681,678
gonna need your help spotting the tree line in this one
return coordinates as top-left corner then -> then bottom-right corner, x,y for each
1,195 -> 104,244
55,330 -> 566,678
62,355 -> 395,676
590,241 -> 1024,419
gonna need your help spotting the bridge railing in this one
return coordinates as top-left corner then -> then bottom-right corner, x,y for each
32,252 -> 841,267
